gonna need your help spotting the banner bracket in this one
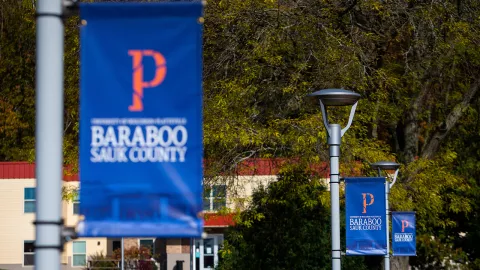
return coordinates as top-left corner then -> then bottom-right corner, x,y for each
32,219 -> 78,251
63,0 -> 80,17
33,219 -> 64,226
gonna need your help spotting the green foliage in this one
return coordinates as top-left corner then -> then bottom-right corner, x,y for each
389,155 -> 472,269
217,164 -> 368,270
438,97 -> 480,269
0,0 -> 80,165
62,185 -> 79,202
0,1 -> 36,161
2,0 -> 480,267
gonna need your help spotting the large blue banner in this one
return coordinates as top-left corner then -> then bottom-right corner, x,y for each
392,212 -> 416,256
345,177 -> 387,255
78,2 -> 204,237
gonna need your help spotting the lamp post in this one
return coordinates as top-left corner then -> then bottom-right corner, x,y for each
370,161 -> 400,270
308,89 -> 361,270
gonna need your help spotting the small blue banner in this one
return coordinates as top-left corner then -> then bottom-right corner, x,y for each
78,2 -> 204,237
345,177 -> 387,255
392,212 -> 416,256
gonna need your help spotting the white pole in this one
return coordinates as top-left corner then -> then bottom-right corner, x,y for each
34,0 -> 64,269
328,124 -> 342,270
121,238 -> 125,270
190,238 -> 194,270
376,166 -> 399,270
313,90 -> 359,270
385,179 -> 391,270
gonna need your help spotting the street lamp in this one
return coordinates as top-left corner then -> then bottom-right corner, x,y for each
308,89 -> 361,270
370,161 -> 401,270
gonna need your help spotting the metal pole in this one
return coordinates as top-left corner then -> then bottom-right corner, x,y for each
190,238 -> 194,270
385,179 -> 391,270
34,0 -> 64,269
121,238 -> 125,270
328,124 -> 342,270
377,167 -> 390,270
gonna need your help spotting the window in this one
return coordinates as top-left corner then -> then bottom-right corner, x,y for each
24,241 -> 34,266
73,194 -> 80,215
112,240 -> 121,253
24,188 -> 36,213
139,239 -> 154,254
203,185 -> 226,211
73,201 -> 79,215
72,241 -> 86,267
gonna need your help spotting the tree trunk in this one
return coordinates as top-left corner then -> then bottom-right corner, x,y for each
391,257 -> 410,270
403,109 -> 419,163
372,99 -> 380,139
403,87 -> 429,163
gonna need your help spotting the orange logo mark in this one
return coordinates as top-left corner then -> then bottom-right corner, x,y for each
128,50 -> 167,112
401,220 -> 409,232
362,193 -> 374,214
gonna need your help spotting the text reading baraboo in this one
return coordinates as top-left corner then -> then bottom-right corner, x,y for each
89,117 -> 187,163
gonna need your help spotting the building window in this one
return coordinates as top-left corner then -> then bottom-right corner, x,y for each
72,241 -> 86,267
203,185 -> 226,211
139,239 -> 154,254
73,194 -> 80,215
112,240 -> 121,253
24,188 -> 36,213
24,241 -> 34,266
73,201 -> 79,215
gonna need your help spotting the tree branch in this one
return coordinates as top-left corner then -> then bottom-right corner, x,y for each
421,80 -> 480,159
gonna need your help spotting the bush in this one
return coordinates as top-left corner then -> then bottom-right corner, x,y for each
84,252 -> 118,269
112,246 -> 158,270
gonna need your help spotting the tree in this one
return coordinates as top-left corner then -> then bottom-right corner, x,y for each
2,0 -> 480,267
202,1 -> 480,268
0,0 -> 80,166
0,0 -> 36,161
218,164 -> 371,270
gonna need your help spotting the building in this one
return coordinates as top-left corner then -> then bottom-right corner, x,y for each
1,159 -> 307,270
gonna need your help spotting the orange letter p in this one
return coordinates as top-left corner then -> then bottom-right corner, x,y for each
401,220 -> 409,232
362,193 -> 375,214
128,50 -> 167,112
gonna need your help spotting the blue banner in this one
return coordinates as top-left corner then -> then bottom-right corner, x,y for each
345,177 -> 387,255
392,212 -> 416,256
78,2 -> 204,237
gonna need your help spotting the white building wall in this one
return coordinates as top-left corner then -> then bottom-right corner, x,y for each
0,179 -> 107,269
0,179 -> 36,265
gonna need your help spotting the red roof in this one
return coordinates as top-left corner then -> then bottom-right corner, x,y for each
0,162 -> 35,179
0,162 -> 78,181
0,158 -> 353,180
234,158 -> 330,176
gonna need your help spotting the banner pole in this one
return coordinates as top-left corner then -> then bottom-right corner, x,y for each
384,178 -> 390,270
328,124 -> 342,270
34,0 -> 65,269
121,238 -> 125,270
377,167 -> 390,270
308,89 -> 360,270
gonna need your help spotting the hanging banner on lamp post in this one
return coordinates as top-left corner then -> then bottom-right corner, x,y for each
78,2 -> 204,237
392,212 -> 416,256
345,177 -> 387,255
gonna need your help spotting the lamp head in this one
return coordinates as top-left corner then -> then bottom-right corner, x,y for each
308,89 -> 361,106
370,161 -> 401,171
